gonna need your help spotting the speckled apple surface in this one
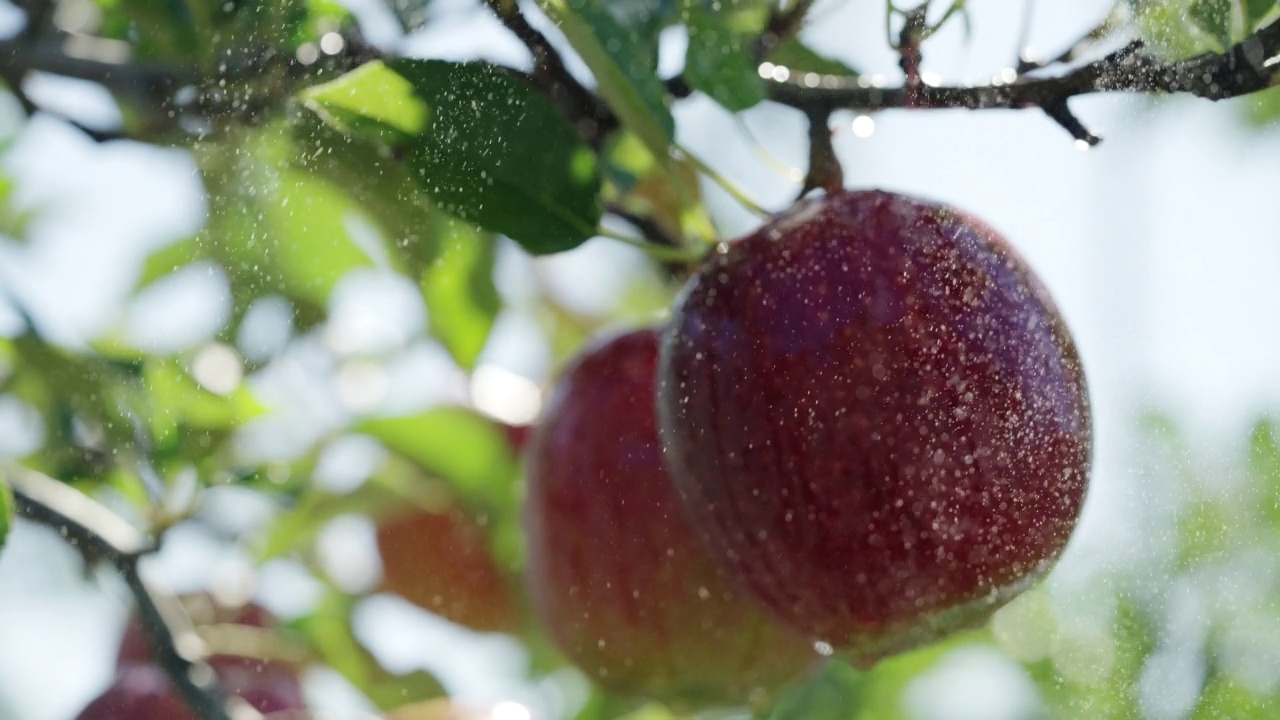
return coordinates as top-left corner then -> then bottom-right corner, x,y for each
658,189 -> 1092,662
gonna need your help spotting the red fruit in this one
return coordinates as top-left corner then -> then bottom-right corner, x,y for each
75,666 -> 191,720
376,506 -> 521,633
526,329 -> 815,707
658,190 -> 1091,662
87,595 -> 305,718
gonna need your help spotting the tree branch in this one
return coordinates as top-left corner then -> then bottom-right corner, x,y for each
481,0 -> 617,145
5,466 -> 233,720
766,20 -> 1280,118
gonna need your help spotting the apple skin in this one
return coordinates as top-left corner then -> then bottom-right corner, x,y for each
376,506 -> 521,633
525,328 -> 816,707
658,189 -> 1091,662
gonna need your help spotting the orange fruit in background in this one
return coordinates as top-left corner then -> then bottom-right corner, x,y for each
376,506 -> 520,633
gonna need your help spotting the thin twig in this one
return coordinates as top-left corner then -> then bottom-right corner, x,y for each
6,466 -> 233,720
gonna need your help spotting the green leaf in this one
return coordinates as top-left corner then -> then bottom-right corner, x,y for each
770,661 -> 864,720
421,219 -> 500,369
769,37 -> 860,77
1248,419 -> 1280,530
683,5 -> 767,111
356,407 -> 516,511
1192,674 -> 1273,719
1245,0 -> 1277,28
295,591 -> 445,710
135,237 -> 205,292
1245,85 -> 1280,126
300,61 -> 430,145
196,127 -> 383,313
292,118 -> 438,276
304,60 -> 603,254
0,480 -> 12,554
142,359 -> 262,442
1189,0 -> 1232,48
539,0 -> 675,158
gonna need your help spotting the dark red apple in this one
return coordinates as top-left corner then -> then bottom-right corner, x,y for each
81,595 -> 305,719
525,328 -> 816,707
658,189 -> 1091,663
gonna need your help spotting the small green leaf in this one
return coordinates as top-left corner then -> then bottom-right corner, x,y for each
540,0 -> 675,158
683,6 -> 766,111
769,37 -> 860,77
1245,85 -> 1280,126
0,480 -> 12,554
301,61 -> 430,145
421,219 -> 501,369
1192,674 -> 1272,719
1189,0 -> 1232,48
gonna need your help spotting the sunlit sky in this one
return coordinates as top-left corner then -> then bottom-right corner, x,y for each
3,0 -> 1280,718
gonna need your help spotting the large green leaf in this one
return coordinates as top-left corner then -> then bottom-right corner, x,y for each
683,4 -> 767,111
421,219 -> 500,369
303,60 -> 602,255
539,0 -> 675,158
1246,0 -> 1278,28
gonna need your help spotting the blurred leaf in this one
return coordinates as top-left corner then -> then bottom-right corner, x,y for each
0,479 -> 11,553
357,407 -> 516,509
1192,674 -> 1274,718
112,0 -> 202,61
1246,0 -> 1278,27
1248,419 -> 1280,530
1189,0 -> 1232,48
142,359 -> 263,441
683,4 -> 767,111
304,60 -> 602,255
421,219 -> 500,369
135,237 -> 205,292
0,175 -> 34,241
1176,498 -> 1233,567
1131,0 -> 1219,57
769,660 -> 864,720
295,591 -> 444,710
540,0 -> 675,158
356,407 -> 523,566
769,37 -> 860,76
853,631 -> 989,720
603,131 -> 714,244
293,119 -> 438,276
197,126 -> 383,314
1245,85 -> 1280,125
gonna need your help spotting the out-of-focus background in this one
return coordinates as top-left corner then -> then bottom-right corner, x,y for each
2,0 -> 1280,718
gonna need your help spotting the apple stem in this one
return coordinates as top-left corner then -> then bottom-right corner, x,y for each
799,109 -> 846,199
5,465 -> 235,720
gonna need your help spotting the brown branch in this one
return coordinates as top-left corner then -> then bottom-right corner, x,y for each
5,466 -> 233,720
481,0 -> 617,145
767,20 -> 1280,112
